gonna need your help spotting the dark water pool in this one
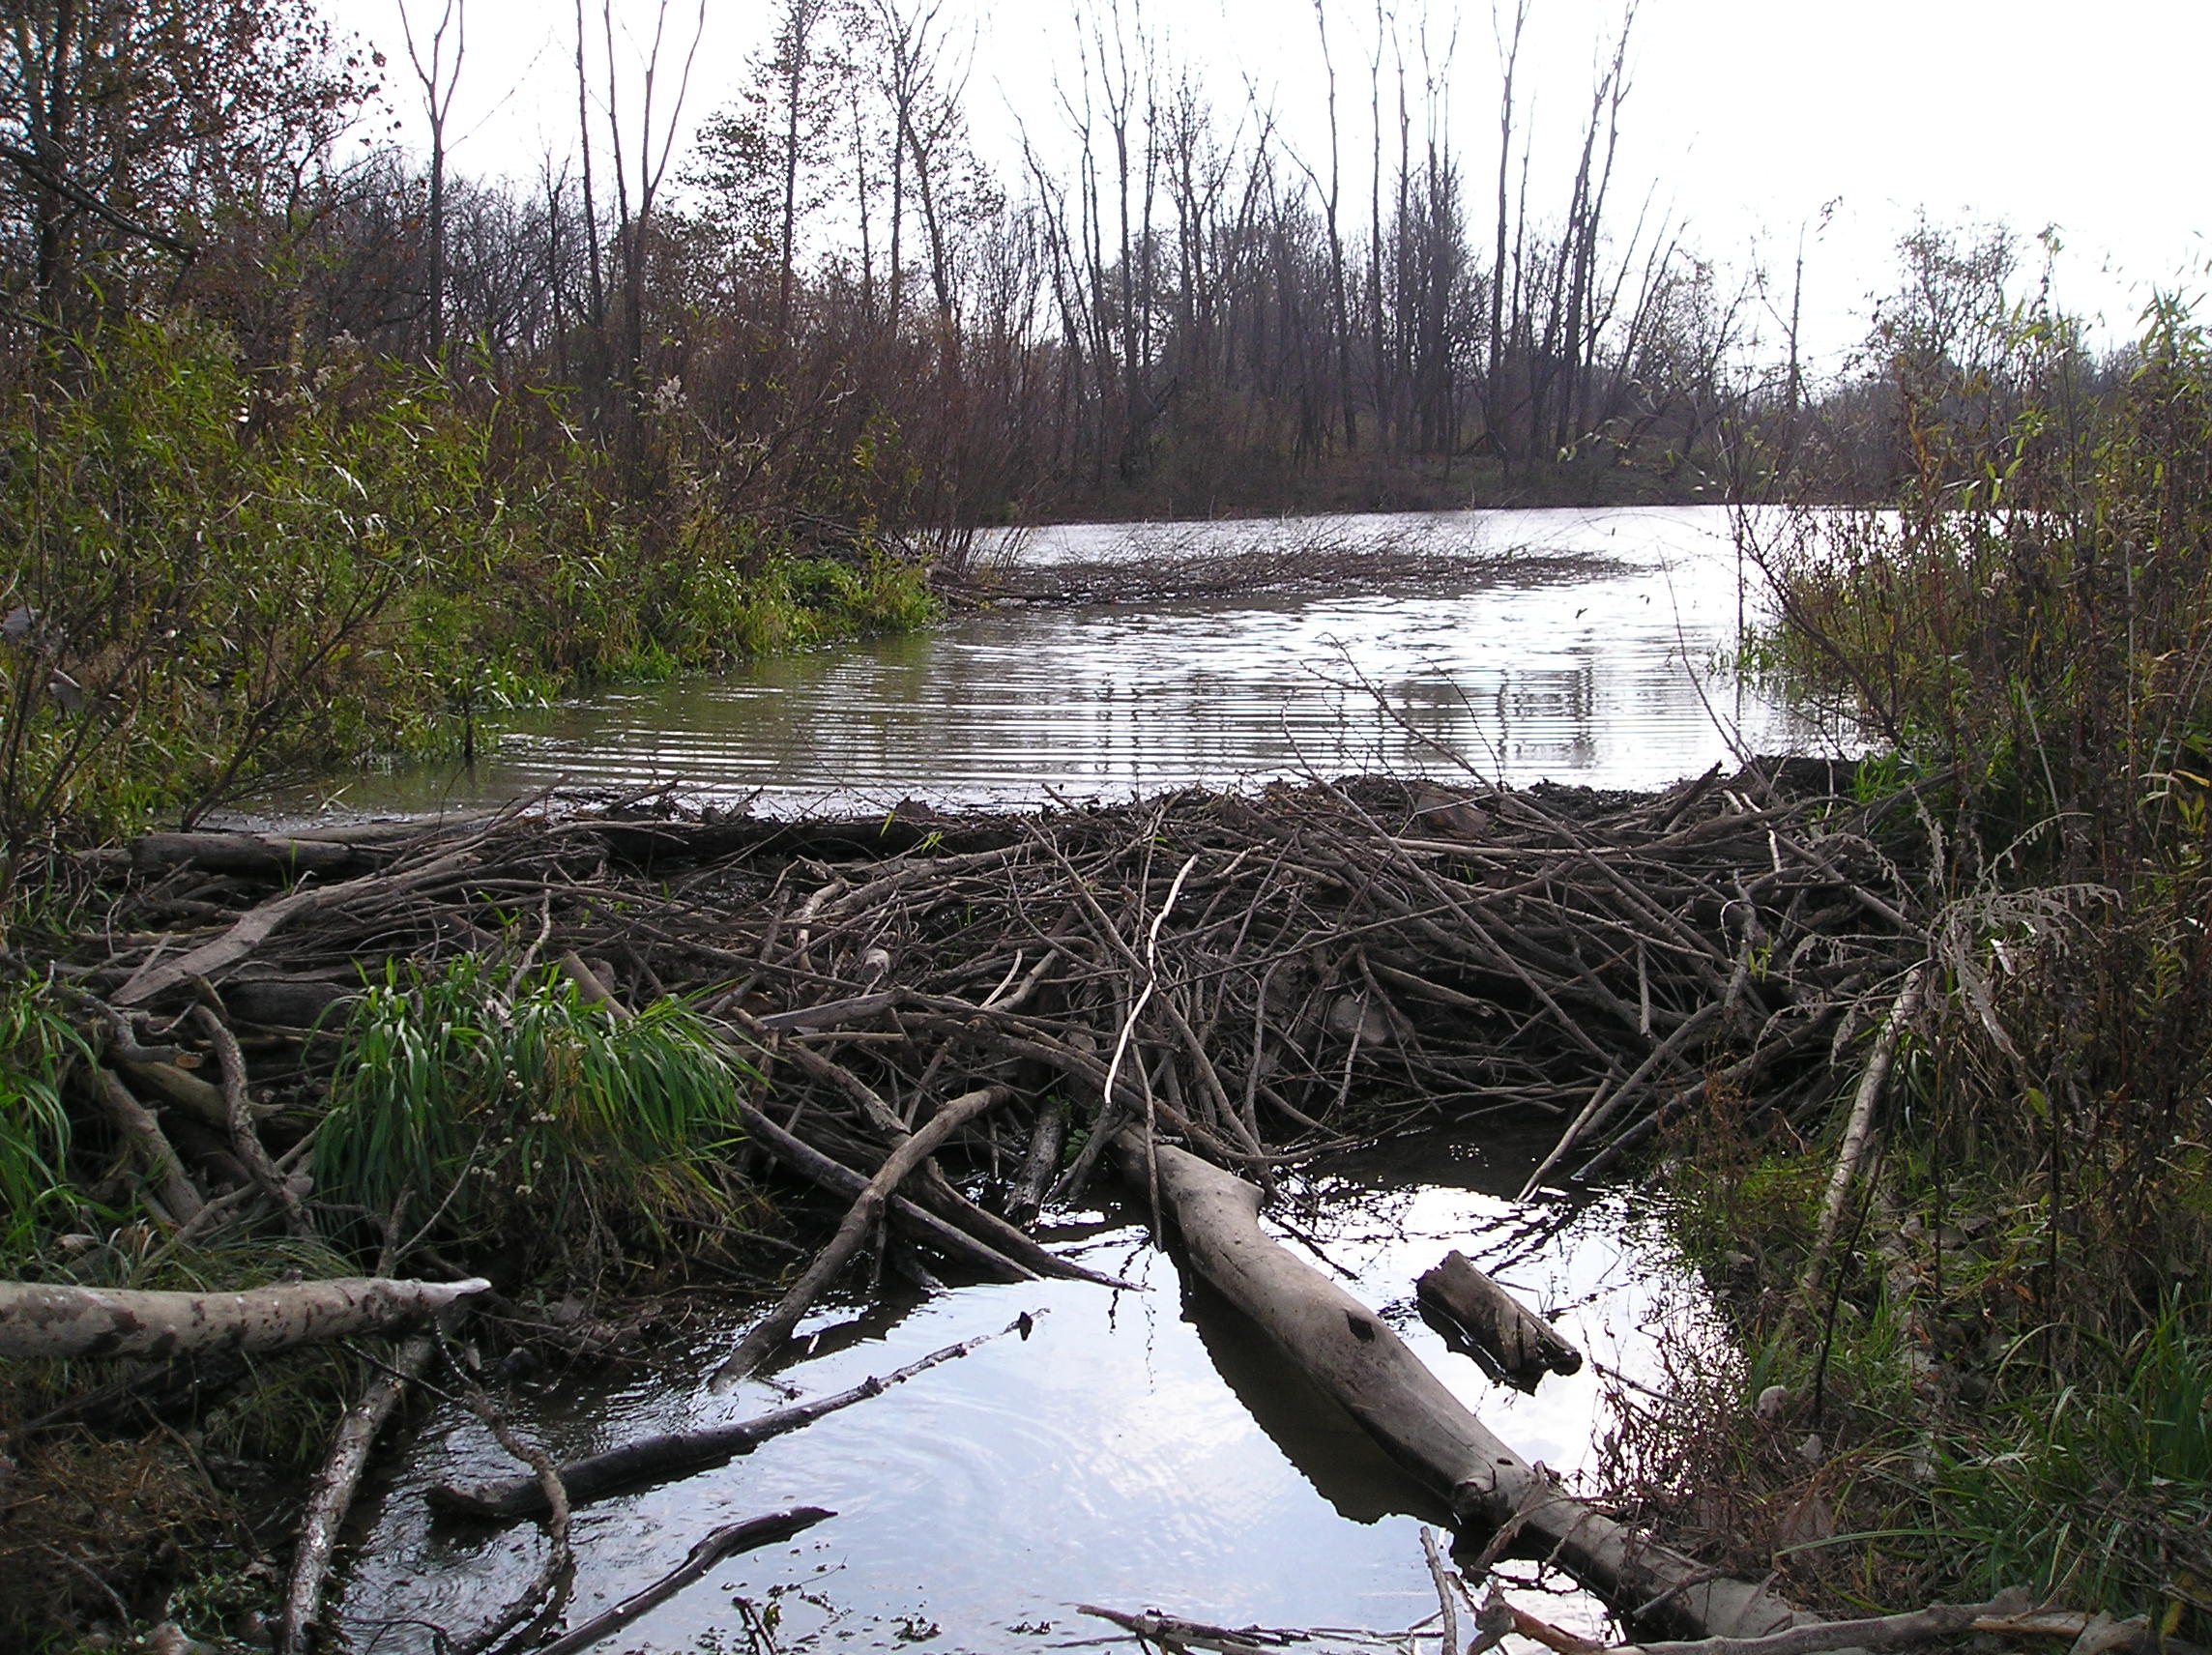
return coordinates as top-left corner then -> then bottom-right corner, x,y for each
338,1122 -> 1717,1654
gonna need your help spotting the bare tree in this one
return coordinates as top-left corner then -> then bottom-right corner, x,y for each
594,0 -> 707,399
395,0 -> 465,363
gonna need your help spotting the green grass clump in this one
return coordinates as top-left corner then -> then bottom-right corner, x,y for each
0,975 -> 95,1267
1933,1300 -> 2212,1613
316,956 -> 759,1282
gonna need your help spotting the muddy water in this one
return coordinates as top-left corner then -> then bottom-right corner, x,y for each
280,506 -> 1827,823
338,1123 -> 1718,1655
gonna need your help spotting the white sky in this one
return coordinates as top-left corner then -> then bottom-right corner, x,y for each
323,0 -> 2212,370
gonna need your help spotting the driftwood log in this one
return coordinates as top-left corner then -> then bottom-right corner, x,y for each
0,1275 -> 490,1361
1416,1249 -> 1583,1386
1118,1133 -> 1807,1640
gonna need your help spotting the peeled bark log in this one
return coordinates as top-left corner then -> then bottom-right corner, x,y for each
0,1275 -> 490,1362
1417,1249 -> 1583,1386
1801,966 -> 1926,1313
1119,1134 -> 1808,1640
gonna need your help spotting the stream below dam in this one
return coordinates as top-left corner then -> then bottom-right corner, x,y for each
338,1125 -> 1720,1655
328,506 -> 1837,1655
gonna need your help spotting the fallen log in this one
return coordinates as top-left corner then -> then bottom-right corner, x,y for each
1612,1590 -> 2030,1655
1118,1134 -> 1807,1640
130,831 -> 370,879
279,1332 -> 436,1655
1416,1249 -> 1583,1387
709,1085 -> 1008,1389
431,1313 -> 1040,1521
529,1508 -> 835,1655
0,1275 -> 490,1362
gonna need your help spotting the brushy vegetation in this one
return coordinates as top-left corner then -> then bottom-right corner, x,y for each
0,316 -> 937,890
0,1215 -> 374,1648
318,955 -> 765,1284
1612,238 -> 2212,1631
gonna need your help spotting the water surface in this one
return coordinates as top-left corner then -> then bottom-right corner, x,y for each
280,507 -> 1824,823
340,1124 -> 1718,1654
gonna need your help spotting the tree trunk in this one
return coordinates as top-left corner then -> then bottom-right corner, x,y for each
1117,1133 -> 1811,1640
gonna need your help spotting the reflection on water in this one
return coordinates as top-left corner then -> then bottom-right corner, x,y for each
278,507 -> 1829,824
338,1121 -> 1721,1653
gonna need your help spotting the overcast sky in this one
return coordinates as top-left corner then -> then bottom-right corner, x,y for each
324,0 -> 2212,368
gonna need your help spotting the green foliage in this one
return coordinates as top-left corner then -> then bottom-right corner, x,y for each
0,975 -> 91,1265
316,956 -> 759,1280
1933,1300 -> 2212,1613
0,316 -> 942,878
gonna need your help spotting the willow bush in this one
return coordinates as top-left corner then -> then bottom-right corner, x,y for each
0,316 -> 939,889
1754,277 -> 2212,1322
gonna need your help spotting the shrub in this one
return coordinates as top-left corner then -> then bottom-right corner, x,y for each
316,956 -> 760,1282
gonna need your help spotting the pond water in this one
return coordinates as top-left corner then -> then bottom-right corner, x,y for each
338,1122 -> 1719,1655
276,506 -> 1833,824
329,506 -> 1790,1654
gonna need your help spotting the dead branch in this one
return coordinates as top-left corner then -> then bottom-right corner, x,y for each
431,1312 -> 1041,1521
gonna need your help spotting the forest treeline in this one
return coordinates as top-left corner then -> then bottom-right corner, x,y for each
0,0 -> 2140,852
1,0 -> 2039,530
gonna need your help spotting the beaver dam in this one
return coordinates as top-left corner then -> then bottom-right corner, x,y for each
0,753 -> 2007,1654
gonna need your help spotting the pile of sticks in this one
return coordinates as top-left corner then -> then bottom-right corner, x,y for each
44,756 -> 1924,1275
10,757 -> 1941,1648
944,525 -> 1606,608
